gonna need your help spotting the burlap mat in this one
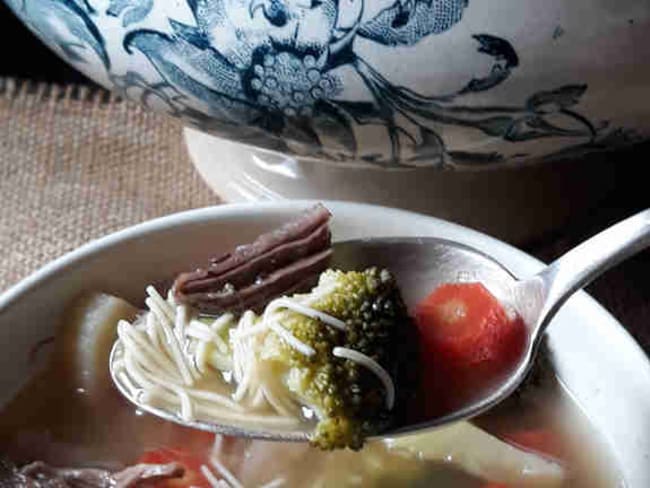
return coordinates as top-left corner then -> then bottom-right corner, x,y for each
0,77 -> 219,291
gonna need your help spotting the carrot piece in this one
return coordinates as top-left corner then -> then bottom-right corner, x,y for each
501,428 -> 564,460
137,448 -> 211,488
414,283 -> 527,415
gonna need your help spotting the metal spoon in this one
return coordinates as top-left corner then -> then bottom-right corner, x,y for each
110,209 -> 650,441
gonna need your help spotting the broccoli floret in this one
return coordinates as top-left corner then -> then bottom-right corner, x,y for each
260,268 -> 419,450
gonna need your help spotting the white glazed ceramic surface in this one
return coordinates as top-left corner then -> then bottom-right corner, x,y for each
4,0 -> 650,168
0,202 -> 648,485
184,127 -> 624,243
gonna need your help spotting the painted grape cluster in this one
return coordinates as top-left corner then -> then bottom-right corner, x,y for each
246,51 -> 340,119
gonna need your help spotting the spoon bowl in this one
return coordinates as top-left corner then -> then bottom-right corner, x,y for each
110,209 -> 650,441
110,236 -> 516,442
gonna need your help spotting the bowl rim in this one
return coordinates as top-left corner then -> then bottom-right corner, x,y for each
1,200 -> 649,485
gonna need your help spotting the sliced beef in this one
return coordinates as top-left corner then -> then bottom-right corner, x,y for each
0,459 -> 184,488
112,462 -> 184,487
174,204 -> 332,314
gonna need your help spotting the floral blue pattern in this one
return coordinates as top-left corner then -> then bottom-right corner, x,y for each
5,0 -> 641,167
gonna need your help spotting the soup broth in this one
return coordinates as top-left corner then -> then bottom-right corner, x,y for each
0,323 -> 622,487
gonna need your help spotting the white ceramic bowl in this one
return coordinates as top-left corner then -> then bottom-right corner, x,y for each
0,201 -> 649,485
5,0 -> 649,168
7,1 -> 650,242
9,0 -> 650,242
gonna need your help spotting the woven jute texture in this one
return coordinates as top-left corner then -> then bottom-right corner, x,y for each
0,78 -> 219,292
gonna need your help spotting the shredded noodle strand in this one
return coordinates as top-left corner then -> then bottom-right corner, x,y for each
118,283 -> 396,434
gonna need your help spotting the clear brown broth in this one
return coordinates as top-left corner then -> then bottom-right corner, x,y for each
0,342 -> 622,487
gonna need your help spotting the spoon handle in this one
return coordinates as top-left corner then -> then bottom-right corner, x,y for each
530,209 -> 650,332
